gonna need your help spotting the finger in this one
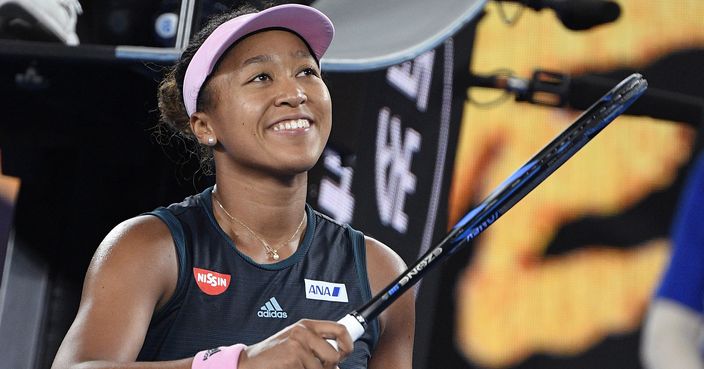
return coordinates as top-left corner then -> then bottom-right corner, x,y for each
307,321 -> 354,357
306,332 -> 343,368
329,324 -> 354,356
288,321 -> 340,368
299,320 -> 353,363
310,340 -> 342,369
298,347 -> 325,369
325,338 -> 339,351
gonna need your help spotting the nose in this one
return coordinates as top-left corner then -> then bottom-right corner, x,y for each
274,79 -> 307,107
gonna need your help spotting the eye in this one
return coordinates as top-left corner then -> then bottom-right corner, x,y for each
250,73 -> 271,83
297,67 -> 320,78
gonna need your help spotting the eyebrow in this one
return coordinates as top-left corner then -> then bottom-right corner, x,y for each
242,54 -> 273,67
241,50 -> 314,67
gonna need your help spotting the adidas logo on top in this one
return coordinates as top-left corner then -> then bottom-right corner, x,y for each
257,297 -> 288,319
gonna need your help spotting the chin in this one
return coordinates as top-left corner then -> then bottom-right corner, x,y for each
289,147 -> 325,169
268,144 -> 326,176
287,161 -> 318,175
271,158 -> 318,177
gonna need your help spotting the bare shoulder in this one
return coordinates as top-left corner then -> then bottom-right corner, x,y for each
90,215 -> 173,272
52,215 -> 179,366
85,214 -> 177,308
364,236 -> 408,293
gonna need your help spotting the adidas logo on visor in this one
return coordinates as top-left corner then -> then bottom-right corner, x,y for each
257,297 -> 288,319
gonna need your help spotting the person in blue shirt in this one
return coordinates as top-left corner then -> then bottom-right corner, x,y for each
642,149 -> 704,369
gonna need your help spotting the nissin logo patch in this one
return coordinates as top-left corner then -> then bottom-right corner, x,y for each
304,279 -> 348,303
193,267 -> 231,295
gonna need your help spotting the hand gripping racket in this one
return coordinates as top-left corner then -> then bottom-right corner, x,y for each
331,73 -> 648,346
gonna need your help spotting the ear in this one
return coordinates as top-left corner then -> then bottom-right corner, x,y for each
189,112 -> 216,146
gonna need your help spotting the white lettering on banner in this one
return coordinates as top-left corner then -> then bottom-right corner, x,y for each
375,107 -> 421,234
318,149 -> 355,223
386,50 -> 435,112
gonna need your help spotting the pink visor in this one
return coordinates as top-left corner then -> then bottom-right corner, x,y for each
182,4 -> 335,117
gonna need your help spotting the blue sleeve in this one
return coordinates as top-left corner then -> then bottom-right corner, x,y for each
656,150 -> 704,313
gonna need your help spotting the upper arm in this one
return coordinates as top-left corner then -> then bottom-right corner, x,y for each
52,215 -> 178,367
364,236 -> 415,369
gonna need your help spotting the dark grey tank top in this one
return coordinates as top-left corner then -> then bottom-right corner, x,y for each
137,187 -> 379,368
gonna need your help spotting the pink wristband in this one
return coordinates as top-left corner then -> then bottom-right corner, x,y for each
192,344 -> 246,369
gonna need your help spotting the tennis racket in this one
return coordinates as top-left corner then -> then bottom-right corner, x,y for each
333,72 -> 648,344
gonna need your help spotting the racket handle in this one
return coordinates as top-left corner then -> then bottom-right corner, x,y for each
326,314 -> 366,350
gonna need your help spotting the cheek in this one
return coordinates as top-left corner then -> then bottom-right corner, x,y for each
319,83 -> 332,106
232,97 -> 264,119
214,97 -> 262,130
315,85 -> 333,123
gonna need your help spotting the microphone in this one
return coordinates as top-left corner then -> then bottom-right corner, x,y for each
567,74 -> 704,128
466,70 -> 569,107
495,0 -> 621,31
466,70 -> 704,128
466,73 -> 530,95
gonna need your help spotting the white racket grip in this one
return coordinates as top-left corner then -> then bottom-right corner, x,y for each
326,314 -> 366,351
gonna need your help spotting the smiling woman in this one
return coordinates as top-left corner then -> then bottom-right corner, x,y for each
194,30 -> 332,177
51,3 -> 414,369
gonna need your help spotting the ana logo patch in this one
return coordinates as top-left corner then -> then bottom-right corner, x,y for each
304,279 -> 348,302
193,267 -> 231,295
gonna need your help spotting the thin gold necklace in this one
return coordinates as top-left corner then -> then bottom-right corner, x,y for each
212,192 -> 306,261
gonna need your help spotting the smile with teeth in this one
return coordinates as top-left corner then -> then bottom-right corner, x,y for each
272,119 -> 310,132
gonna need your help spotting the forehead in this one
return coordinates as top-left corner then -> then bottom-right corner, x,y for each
220,29 -> 316,68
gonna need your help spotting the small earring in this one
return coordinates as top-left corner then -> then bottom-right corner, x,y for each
207,137 -> 216,146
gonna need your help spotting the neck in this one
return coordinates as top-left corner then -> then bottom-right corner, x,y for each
212,170 -> 308,242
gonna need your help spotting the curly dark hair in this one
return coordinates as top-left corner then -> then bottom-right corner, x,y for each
156,3 -> 261,175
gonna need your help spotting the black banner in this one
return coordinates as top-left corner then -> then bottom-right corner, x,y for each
308,18 -> 480,368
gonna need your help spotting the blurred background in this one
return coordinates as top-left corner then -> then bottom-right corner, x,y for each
0,0 -> 702,368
